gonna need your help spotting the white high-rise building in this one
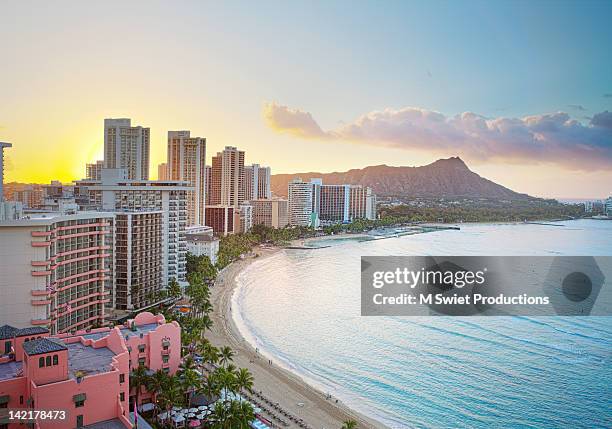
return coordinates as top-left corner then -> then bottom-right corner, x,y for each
605,196 -> 612,217
167,131 -> 207,226
75,169 -> 191,287
244,164 -> 271,201
288,178 -> 314,226
104,118 -> 150,180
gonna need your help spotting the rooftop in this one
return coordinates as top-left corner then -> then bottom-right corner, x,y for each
66,342 -> 115,379
22,338 -> 67,356
15,326 -> 49,337
0,325 -> 18,340
0,360 -> 22,381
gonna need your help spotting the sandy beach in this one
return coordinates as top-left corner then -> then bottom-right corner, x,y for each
206,246 -> 387,429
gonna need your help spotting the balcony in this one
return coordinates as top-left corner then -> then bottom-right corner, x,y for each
31,270 -> 52,277
31,319 -> 51,326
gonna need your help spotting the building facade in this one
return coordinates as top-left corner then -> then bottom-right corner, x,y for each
606,197 -> 612,217
204,205 -> 236,236
86,160 -> 104,181
114,212 -> 163,311
104,119 -> 150,180
75,171 -> 191,286
244,164 -> 271,201
0,142 -> 11,203
0,312 -> 181,429
251,199 -> 288,228
209,146 -> 245,207
157,163 -> 168,181
167,131 -> 207,227
0,212 -> 115,334
185,226 -> 219,264
288,178 -> 315,227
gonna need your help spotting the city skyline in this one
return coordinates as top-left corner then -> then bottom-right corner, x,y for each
1,1 -> 612,199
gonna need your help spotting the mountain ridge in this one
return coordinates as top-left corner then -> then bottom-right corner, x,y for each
271,157 -> 532,200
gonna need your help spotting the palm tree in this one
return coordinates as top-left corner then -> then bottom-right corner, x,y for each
157,376 -> 184,427
180,368 -> 201,405
342,420 -> 358,429
219,346 -> 234,368
178,356 -> 197,375
129,365 -> 150,413
234,367 -> 254,394
146,369 -> 168,416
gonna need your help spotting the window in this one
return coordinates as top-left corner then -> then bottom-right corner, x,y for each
120,392 -> 125,402
138,344 -> 145,353
163,368 -> 169,374
119,374 -> 125,383
39,357 -> 44,367
75,400 -> 85,408
162,356 -> 169,364
53,355 -> 58,365
138,358 -> 145,366
4,341 -> 11,354
46,356 -> 52,366
19,396 -> 23,405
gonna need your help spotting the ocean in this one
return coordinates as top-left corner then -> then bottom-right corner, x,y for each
232,220 -> 612,428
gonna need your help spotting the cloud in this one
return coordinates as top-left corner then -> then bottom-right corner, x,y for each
591,111 -> 612,129
567,104 -> 586,111
263,102 -> 330,139
264,102 -> 612,170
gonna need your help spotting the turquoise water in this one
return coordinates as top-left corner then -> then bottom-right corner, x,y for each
233,220 -> 612,428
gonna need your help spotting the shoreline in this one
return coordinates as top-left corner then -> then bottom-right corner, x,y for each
207,245 -> 387,429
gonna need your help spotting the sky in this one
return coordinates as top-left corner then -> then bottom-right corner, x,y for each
1,0 -> 611,199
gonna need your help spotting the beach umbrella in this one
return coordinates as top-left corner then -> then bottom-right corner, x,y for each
197,406 -> 207,411
173,406 -> 182,411
187,413 -> 196,418
189,420 -> 200,427
189,408 -> 198,413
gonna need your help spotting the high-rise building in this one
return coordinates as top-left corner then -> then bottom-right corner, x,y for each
209,146 -> 245,207
349,185 -> 376,220
1,141 -> 12,202
605,196 -> 612,217
288,178 -> 314,226
205,165 -> 212,204
103,118 -> 150,180
320,184 -> 351,224
236,204 -> 253,233
205,205 -> 236,236
158,162 -> 168,180
13,184 -> 44,209
244,164 -> 271,201
0,212 -> 115,334
251,199 -> 288,228
86,160 -> 104,180
167,131 -> 207,226
75,170 -> 191,286
114,211 -> 163,310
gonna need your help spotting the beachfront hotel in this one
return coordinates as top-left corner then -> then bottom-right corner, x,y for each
250,198 -> 289,228
0,212 -> 115,334
167,131 -> 207,227
0,312 -> 181,429
288,178 -> 376,226
185,226 -> 219,265
74,169 -> 191,287
103,119 -> 150,181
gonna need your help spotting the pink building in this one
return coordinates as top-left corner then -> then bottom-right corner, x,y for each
0,312 -> 181,429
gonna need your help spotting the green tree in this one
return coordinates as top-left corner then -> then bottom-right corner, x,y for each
342,420 -> 358,429
129,365 -> 150,412
167,277 -> 182,300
